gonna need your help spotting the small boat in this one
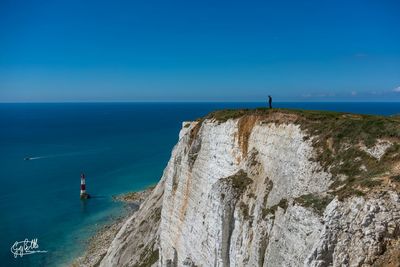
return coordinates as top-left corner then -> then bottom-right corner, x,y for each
24,157 -> 32,161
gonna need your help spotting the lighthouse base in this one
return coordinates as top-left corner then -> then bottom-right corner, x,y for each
80,193 -> 91,200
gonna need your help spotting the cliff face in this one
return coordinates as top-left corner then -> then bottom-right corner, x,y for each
101,109 -> 400,267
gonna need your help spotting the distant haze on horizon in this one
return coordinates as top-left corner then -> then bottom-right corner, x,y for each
0,0 -> 399,102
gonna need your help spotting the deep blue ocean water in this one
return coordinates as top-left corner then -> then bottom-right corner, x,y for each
0,102 -> 399,266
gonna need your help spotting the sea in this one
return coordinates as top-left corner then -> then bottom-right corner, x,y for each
0,102 -> 399,266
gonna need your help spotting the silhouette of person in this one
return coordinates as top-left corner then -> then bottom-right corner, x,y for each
268,95 -> 272,109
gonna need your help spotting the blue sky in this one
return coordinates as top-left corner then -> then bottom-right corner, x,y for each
0,0 -> 399,102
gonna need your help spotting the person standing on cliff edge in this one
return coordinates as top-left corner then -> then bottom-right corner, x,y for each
268,95 -> 272,109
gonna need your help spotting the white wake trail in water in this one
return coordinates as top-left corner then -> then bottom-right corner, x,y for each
25,148 -> 109,161
28,156 -> 48,160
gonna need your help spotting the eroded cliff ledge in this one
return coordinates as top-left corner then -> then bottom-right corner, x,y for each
100,108 -> 400,267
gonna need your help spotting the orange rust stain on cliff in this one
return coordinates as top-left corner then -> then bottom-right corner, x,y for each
237,115 -> 259,159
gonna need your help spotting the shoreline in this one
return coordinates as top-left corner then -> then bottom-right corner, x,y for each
72,186 -> 156,267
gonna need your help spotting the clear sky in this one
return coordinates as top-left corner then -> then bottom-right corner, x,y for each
0,0 -> 399,102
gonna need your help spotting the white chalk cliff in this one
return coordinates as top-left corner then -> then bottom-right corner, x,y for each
100,110 -> 400,267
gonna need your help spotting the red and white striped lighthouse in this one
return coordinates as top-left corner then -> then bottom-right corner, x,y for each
80,173 -> 90,199
80,173 -> 86,195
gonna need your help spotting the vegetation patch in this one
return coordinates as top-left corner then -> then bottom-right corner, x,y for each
134,246 -> 159,267
292,110 -> 400,186
248,151 -> 260,167
294,194 -> 334,215
260,179 -> 274,219
239,201 -> 251,221
207,109 -> 252,122
150,206 -> 162,223
334,185 -> 366,201
390,175 -> 400,183
247,192 -> 256,199
221,170 -> 253,194
332,175 -> 384,200
358,178 -> 382,188
262,179 -> 274,207
263,198 -> 288,218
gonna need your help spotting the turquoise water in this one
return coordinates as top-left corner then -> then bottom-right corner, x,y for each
1,102 -> 399,266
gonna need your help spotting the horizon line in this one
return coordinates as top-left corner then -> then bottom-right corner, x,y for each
1,100 -> 400,104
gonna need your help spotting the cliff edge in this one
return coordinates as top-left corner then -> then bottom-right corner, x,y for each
99,108 -> 400,267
